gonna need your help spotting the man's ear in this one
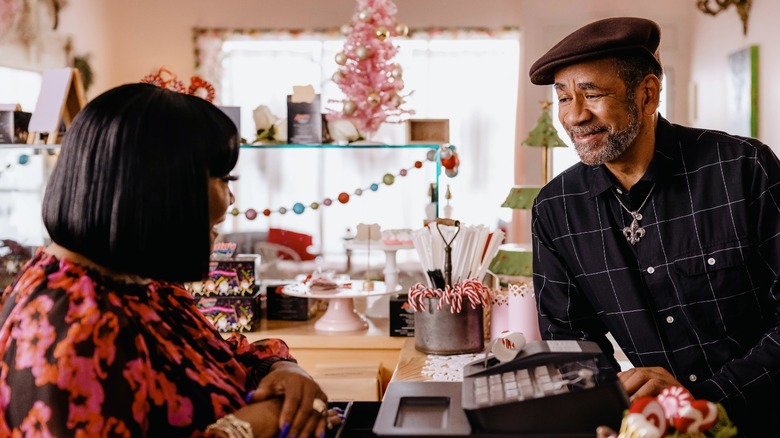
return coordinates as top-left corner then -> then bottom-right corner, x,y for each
639,74 -> 661,115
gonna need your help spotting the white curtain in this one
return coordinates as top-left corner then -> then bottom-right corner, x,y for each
195,28 -> 520,256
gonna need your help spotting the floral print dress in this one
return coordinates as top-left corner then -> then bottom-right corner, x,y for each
0,251 -> 293,437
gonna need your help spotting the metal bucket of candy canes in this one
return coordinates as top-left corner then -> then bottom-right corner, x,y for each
408,279 -> 490,354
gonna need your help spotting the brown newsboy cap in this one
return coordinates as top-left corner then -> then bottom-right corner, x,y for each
529,17 -> 662,85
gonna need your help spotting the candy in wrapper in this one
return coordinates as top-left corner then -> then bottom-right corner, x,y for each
628,396 -> 666,431
673,400 -> 718,434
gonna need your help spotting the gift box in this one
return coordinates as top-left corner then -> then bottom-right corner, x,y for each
186,255 -> 258,297
286,91 -> 322,144
0,111 -> 32,144
196,292 -> 262,332
265,282 -> 318,321
389,294 -> 415,337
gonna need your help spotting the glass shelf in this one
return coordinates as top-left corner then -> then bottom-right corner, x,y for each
0,144 -> 61,150
240,143 -> 440,150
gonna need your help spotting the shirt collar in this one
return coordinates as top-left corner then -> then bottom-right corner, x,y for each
587,115 -> 676,198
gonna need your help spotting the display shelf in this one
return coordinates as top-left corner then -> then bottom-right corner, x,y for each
0,144 -> 61,150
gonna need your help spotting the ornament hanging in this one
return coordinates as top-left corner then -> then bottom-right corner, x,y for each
335,52 -> 348,65
367,93 -> 381,106
355,45 -> 371,60
375,26 -> 390,40
394,22 -> 409,37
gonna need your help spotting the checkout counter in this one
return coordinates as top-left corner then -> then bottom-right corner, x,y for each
332,339 -> 629,438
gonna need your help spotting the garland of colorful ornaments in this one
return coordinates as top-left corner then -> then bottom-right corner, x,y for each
230,144 -> 460,219
0,154 -> 31,180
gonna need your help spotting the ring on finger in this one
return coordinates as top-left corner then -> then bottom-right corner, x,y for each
312,397 -> 327,416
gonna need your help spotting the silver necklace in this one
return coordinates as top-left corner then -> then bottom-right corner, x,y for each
612,184 -> 655,245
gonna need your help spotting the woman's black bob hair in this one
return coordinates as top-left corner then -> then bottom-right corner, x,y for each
42,83 -> 240,282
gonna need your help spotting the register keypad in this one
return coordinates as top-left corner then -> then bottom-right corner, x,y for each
472,365 -> 567,406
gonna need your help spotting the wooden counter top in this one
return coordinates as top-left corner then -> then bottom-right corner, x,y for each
230,315 -> 408,396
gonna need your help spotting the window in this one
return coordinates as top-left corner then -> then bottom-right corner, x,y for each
0,67 -> 48,247
199,29 -> 520,255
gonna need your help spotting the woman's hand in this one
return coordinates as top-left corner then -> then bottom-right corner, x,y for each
618,366 -> 683,402
249,361 -> 330,438
228,398 -> 283,438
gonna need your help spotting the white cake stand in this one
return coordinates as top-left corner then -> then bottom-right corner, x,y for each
343,241 -> 414,318
283,280 -> 402,332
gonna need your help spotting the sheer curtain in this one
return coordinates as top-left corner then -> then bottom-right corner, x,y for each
195,28 -> 520,256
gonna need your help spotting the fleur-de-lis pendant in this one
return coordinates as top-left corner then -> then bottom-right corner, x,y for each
622,212 -> 646,245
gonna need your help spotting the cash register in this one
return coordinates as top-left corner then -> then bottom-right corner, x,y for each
358,340 -> 629,438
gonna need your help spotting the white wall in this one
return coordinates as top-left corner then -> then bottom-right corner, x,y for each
690,0 -> 779,154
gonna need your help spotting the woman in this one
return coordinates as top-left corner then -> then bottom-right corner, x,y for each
0,83 -> 337,437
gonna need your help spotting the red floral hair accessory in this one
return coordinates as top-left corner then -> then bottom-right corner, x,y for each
140,66 -> 215,103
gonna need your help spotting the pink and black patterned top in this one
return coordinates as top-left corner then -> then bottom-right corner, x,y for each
0,250 -> 293,436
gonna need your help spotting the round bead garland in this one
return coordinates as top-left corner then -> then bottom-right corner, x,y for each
230,146 -> 458,219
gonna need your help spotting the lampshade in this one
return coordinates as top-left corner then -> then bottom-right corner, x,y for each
501,186 -> 542,210
488,244 -> 534,277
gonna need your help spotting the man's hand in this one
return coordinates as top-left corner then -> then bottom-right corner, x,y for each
618,366 -> 683,402
250,361 -> 330,438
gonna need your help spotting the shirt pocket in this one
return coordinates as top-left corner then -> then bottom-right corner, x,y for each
672,240 -> 752,277
671,240 -> 760,335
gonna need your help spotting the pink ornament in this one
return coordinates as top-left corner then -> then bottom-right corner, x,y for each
332,0 -> 414,134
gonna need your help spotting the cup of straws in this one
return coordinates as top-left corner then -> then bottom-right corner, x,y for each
406,219 -> 503,354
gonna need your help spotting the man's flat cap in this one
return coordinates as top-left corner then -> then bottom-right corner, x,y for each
529,17 -> 662,85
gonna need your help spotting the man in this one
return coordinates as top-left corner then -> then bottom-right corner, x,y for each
529,17 -> 780,435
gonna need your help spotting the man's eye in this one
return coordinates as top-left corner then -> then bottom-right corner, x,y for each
220,175 -> 239,183
558,96 -> 571,104
585,94 -> 602,100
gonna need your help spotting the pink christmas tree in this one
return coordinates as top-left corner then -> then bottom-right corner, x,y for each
330,0 -> 414,135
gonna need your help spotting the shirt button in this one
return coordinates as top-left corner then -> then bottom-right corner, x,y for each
647,267 -> 655,274
689,374 -> 698,382
616,188 -> 623,194
707,257 -> 716,266
666,316 -> 674,324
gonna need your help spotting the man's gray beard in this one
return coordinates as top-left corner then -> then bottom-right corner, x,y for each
569,102 -> 641,166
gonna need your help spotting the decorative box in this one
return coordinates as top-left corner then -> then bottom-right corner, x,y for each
196,292 -> 262,332
389,294 -> 415,337
265,282 -> 318,321
405,118 -> 449,144
0,111 -> 32,144
287,93 -> 322,144
186,255 -> 258,297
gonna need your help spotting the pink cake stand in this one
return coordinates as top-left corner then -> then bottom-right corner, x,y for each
283,280 -> 402,332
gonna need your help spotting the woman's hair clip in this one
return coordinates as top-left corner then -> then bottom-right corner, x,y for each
140,66 -> 215,103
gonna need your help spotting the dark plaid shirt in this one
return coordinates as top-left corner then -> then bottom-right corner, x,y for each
532,116 -> 780,436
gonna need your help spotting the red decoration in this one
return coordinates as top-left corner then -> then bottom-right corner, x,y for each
441,153 -> 460,170
140,66 -> 216,103
188,76 -> 216,103
338,192 -> 350,204
414,161 -> 423,168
